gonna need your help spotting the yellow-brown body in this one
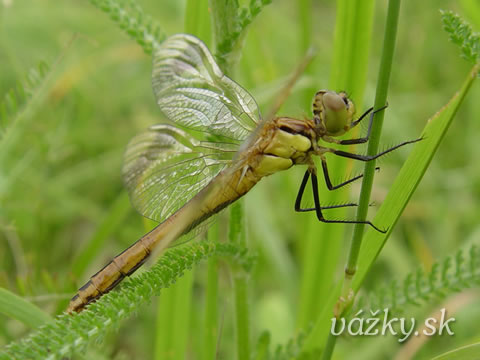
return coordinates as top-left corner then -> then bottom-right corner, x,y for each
68,117 -> 317,313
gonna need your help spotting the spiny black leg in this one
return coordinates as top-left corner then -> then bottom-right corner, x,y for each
298,202 -> 380,213
310,171 -> 387,233
351,106 -> 373,128
297,203 -> 359,213
295,169 -> 358,212
321,157 -> 380,191
339,104 -> 388,145
333,138 -> 422,162
295,170 -> 310,212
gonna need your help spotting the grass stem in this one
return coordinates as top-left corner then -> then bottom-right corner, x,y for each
345,0 -> 402,285
229,201 -> 250,360
203,225 -> 219,360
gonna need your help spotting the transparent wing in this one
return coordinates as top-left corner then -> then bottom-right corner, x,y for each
152,34 -> 260,142
123,124 -> 238,222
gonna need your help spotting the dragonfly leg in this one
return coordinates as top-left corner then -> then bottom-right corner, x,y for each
338,104 -> 388,145
309,169 -> 387,233
294,169 -> 358,212
332,138 -> 422,161
321,156 -> 380,191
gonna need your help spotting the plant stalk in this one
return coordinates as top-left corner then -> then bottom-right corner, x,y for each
322,1 -> 402,359
203,225 -> 219,360
229,201 -> 250,360
344,0 -> 402,288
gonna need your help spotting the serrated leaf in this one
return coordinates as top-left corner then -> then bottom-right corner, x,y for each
441,10 -> 480,65
89,0 -> 165,55
2,242 -> 253,359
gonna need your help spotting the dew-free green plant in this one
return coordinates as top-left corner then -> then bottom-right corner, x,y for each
354,245 -> 480,316
1,242 -> 254,360
2,2 -> 480,360
441,10 -> 480,65
305,7 -> 479,359
0,61 -> 50,139
89,0 -> 165,55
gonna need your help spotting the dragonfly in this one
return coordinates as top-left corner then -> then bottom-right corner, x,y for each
68,34 -> 418,313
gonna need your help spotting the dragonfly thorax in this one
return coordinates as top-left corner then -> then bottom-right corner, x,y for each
250,117 -> 315,177
312,90 -> 355,137
263,120 -> 313,159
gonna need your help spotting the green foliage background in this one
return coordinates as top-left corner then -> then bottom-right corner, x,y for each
1,0 -> 480,359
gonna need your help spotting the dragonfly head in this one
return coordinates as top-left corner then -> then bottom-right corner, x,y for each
313,90 -> 355,137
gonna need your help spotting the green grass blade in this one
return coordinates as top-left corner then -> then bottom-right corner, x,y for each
302,281 -> 342,352
229,201 -> 250,360
154,270 -> 194,360
352,63 -> 479,292
298,0 -> 312,53
71,192 -> 131,277
345,0 -> 401,283
185,0 -> 211,45
0,287 -> 53,329
432,342 -> 480,360
202,232 -> 219,360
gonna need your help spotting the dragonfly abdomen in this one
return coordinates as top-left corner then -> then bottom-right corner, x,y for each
67,232 -> 154,312
67,166 -> 261,313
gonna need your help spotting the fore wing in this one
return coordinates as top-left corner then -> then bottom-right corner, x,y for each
123,124 -> 237,223
152,34 -> 261,142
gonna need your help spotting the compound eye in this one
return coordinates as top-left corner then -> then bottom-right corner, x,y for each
323,92 -> 346,111
342,96 -> 349,106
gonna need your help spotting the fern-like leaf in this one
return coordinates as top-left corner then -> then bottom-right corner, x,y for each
0,61 -> 50,140
441,10 -> 480,65
270,325 -> 318,360
251,326 -> 323,360
1,242 -> 255,360
210,0 -> 272,71
355,244 -> 480,316
89,0 -> 165,55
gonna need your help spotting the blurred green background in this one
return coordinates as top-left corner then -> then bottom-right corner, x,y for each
1,0 -> 480,359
